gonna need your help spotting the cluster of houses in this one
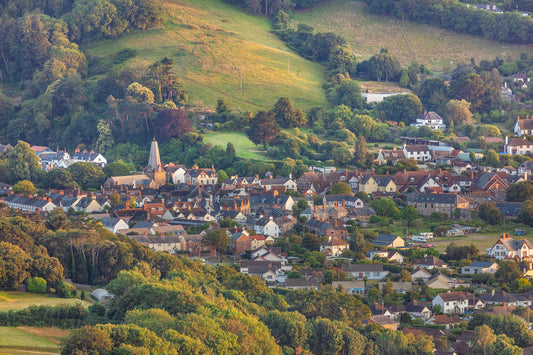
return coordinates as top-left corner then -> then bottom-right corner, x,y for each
31,146 -> 107,171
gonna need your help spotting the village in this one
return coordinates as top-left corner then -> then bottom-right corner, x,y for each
3,116 -> 533,353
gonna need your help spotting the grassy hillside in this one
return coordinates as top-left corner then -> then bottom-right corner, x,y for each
85,0 -> 328,112
292,0 -> 533,74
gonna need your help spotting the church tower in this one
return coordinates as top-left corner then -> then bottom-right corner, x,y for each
146,138 -> 166,187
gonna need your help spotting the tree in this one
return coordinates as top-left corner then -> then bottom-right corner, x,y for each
13,180 -> 36,196
247,110 -> 280,149
330,182 -> 352,195
472,324 -> 497,355
5,141 -> 41,184
367,286 -> 381,302
0,242 -> 32,290
225,143 -> 236,158
478,202 -> 502,225
495,261 -> 522,284
127,82 -> 155,103
507,181 -> 533,202
353,136 -> 370,166
485,149 -> 500,166
202,229 -> 230,258
154,109 -> 193,141
367,48 -> 401,82
146,57 -> 187,105
263,311 -> 310,350
103,160 -> 133,177
334,80 -> 366,110
44,169 -> 77,189
68,162 -> 106,190
445,99 -> 474,125
401,205 -> 419,227
57,280 -> 77,298
61,325 -> 113,355
93,120 -> 114,153
518,200 -> 533,226
271,97 -> 307,128
370,198 -> 401,218
375,93 -> 424,124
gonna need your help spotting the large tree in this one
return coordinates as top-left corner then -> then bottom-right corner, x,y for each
154,109 -> 192,141
68,162 -> 106,190
375,93 -> 423,124
5,141 -> 42,184
0,242 -> 32,290
478,202 -> 502,225
246,110 -> 280,149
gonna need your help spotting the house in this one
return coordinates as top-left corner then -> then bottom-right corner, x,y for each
128,235 -> 185,254
100,217 -> 129,234
461,261 -> 498,275
432,292 -> 468,314
403,145 -> 432,162
359,175 -> 397,194
366,250 -> 404,263
4,195 -> 57,212
167,165 -> 187,184
415,256 -> 448,270
104,175 -> 156,189
426,315 -> 462,330
408,193 -> 469,217
341,263 -> 389,280
504,136 -> 533,155
91,288 -> 113,302
377,281 -> 412,293
474,171 -> 510,192
404,300 -> 432,320
185,167 -> 218,186
261,177 -> 297,191
486,233 -> 533,260
320,236 -> 349,256
249,194 -> 294,212
472,3 -> 503,13
376,148 -> 406,165
73,196 -> 103,213
304,219 -> 347,240
322,195 -> 363,208
425,274 -> 456,289
39,150 -> 71,170
31,145 -> 53,156
253,217 -> 280,238
368,315 -> 399,331
372,234 -> 405,248
71,150 -> 107,167
332,281 -> 365,295
514,116 -> 533,137
230,232 -> 252,255
411,111 -> 446,130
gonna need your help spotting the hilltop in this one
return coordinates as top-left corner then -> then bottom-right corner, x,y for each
85,0 -> 328,112
291,0 -> 533,74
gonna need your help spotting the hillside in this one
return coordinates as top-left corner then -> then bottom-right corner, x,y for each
85,0 -> 328,112
292,0 -> 533,74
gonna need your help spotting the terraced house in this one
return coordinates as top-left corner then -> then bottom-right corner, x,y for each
408,192 -> 469,217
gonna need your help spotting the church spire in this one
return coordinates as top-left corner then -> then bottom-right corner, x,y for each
147,138 -> 162,172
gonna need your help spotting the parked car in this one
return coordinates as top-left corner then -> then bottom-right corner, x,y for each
515,229 -> 526,236
421,243 -> 434,248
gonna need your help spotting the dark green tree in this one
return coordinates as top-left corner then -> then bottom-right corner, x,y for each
5,141 -> 41,184
247,111 -> 280,149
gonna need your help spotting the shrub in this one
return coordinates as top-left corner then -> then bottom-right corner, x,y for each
89,303 -> 106,317
57,280 -> 77,298
26,277 -> 47,294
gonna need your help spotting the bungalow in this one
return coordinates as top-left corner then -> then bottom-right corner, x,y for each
284,278 -> 319,290
341,263 -> 389,280
411,267 -> 432,283
368,315 -> 399,331
461,261 -> 498,275
432,292 -> 468,314
415,255 -> 448,270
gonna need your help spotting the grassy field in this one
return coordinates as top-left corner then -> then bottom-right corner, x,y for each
204,131 -> 271,161
0,327 -> 69,354
85,0 -> 328,112
0,292 -> 90,312
292,0 -> 533,74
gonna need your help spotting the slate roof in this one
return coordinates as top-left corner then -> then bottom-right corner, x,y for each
467,261 -> 497,269
341,263 -> 384,272
416,256 -> 447,268
436,291 -> 467,302
409,192 -> 467,205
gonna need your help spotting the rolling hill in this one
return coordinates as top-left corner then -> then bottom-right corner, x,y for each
291,0 -> 533,75
85,0 -> 328,112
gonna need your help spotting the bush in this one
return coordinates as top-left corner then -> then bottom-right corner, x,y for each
56,280 -> 77,298
89,303 -> 106,317
114,48 -> 137,64
26,277 -> 47,294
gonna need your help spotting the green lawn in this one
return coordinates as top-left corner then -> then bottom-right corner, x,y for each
0,292 -> 90,312
85,0 -> 328,112
0,327 -> 69,354
292,0 -> 533,74
204,131 -> 271,161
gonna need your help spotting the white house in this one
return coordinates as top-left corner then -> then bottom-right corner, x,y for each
72,151 -> 107,167
4,195 -> 57,212
411,111 -> 446,130
403,145 -> 432,162
320,236 -> 349,256
514,116 -> 533,137
432,292 -> 468,314
332,281 -> 365,295
341,263 -> 389,280
504,136 -> 533,155
100,217 -> 129,234
168,165 -> 187,185
486,233 -> 533,261
253,217 -> 280,238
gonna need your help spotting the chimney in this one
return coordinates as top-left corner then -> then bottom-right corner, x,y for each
314,205 -> 317,213
323,204 -> 325,212
491,289 -> 495,296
